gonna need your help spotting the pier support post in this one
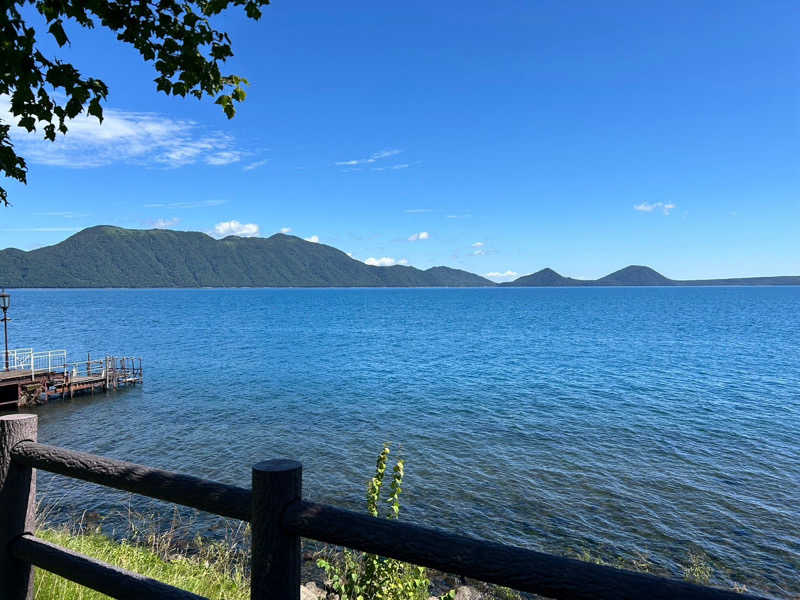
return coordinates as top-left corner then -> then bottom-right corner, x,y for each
0,414 -> 37,600
251,459 -> 302,600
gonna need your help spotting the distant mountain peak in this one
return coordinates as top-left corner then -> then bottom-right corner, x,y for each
596,265 -> 672,285
504,267 -> 580,286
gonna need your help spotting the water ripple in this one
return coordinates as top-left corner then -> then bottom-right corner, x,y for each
2,287 -> 798,598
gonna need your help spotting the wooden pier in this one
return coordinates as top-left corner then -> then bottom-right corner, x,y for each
0,349 -> 142,410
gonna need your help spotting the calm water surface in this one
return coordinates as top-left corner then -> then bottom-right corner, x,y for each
3,287 -> 799,597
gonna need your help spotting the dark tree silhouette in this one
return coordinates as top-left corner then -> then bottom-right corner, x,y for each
0,0 -> 271,205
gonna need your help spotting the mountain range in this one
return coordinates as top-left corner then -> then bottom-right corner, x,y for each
503,265 -> 800,287
0,226 -> 493,287
0,226 -> 797,288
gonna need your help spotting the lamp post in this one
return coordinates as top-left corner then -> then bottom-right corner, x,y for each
0,289 -> 9,371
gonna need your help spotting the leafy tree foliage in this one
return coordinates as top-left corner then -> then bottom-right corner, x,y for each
0,0 -> 270,205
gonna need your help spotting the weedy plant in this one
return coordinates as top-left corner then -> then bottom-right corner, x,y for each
317,445 -> 454,600
682,551 -> 713,585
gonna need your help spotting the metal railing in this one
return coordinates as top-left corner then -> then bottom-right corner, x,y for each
3,348 -> 67,380
0,414 -> 769,600
5,348 -> 33,370
32,350 -> 67,376
64,359 -> 107,379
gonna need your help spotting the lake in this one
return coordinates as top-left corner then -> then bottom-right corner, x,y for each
3,287 -> 798,597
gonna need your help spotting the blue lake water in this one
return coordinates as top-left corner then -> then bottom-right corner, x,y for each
2,287 -> 798,597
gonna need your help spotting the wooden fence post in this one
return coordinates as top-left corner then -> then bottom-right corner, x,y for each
0,414 -> 37,600
251,459 -> 302,600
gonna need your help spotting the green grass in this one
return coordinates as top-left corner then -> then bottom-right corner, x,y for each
34,525 -> 249,600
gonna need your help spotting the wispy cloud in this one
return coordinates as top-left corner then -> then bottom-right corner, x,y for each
408,231 -> 429,241
213,220 -> 260,237
472,242 -> 484,247
206,151 -> 242,166
143,199 -> 227,209
633,202 -> 676,215
335,148 -> 402,166
280,227 -> 292,234
1,97 -> 245,169
447,214 -> 472,219
304,235 -> 320,243
473,249 -> 485,256
404,208 -> 432,213
32,211 -> 91,218
243,159 -> 269,172
372,164 -> 409,171
365,257 -> 409,267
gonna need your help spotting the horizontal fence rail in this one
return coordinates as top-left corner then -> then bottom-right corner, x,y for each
11,441 -> 250,521
11,534 -> 205,600
285,501 -> 755,600
0,414 -> 771,600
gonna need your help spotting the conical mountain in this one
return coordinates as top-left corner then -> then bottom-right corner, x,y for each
504,268 -> 582,286
595,265 -> 673,285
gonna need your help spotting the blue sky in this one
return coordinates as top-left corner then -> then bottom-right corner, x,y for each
1,0 -> 797,281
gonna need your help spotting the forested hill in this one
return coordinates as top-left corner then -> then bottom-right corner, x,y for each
0,226 -> 494,288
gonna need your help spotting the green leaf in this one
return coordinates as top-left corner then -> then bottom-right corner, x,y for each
18,116 -> 36,132
87,97 -> 104,122
48,20 -> 69,47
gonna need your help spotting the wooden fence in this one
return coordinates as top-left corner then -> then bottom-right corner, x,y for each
0,414 -> 769,600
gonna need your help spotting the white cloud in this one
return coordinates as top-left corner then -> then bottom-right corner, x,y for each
485,270 -> 518,281
472,242 -> 484,247
404,208 -> 432,213
280,227 -> 292,234
473,249 -> 485,256
373,163 -> 409,171
335,148 -> 402,166
151,217 -> 180,229
372,149 -> 402,160
365,257 -> 408,267
1,96 -> 244,169
205,151 -> 242,166
408,231 -> 429,241
243,159 -> 269,171
213,220 -> 260,237
305,235 -> 319,243
447,214 -> 471,219
634,202 -> 676,215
